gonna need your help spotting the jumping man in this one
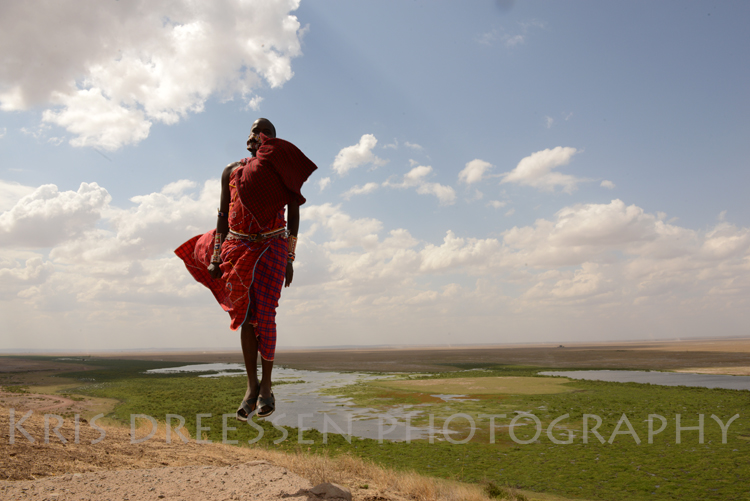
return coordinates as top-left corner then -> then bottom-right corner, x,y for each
175,118 -> 317,420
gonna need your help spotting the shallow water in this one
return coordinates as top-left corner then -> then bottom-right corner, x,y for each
431,394 -> 479,402
147,363 -> 245,375
539,370 -> 750,391
146,364 -> 452,441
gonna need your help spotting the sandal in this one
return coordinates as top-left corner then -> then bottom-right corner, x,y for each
236,386 -> 260,422
257,391 -> 275,418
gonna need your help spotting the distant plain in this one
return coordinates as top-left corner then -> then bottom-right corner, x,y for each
70,337 -> 750,374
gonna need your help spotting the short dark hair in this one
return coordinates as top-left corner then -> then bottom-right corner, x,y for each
255,118 -> 276,138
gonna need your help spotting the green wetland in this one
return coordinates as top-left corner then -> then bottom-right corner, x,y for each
10,356 -> 750,501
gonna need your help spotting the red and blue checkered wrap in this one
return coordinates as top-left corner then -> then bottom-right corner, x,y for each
174,168 -> 287,361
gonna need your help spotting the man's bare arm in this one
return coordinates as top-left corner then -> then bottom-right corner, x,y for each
208,162 -> 240,279
285,200 -> 300,287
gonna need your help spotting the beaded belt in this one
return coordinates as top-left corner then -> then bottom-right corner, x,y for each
226,227 -> 288,242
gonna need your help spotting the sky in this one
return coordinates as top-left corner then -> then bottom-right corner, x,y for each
1,0 -> 749,351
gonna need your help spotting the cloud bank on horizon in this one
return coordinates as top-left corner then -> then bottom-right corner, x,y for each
2,149 -> 748,349
1,1 -> 748,350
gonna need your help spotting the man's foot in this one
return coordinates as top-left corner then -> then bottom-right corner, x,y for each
236,386 -> 260,422
257,391 -> 275,418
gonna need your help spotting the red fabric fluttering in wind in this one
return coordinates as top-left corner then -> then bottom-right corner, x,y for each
237,134 -> 317,227
174,168 -> 288,360
174,134 -> 316,360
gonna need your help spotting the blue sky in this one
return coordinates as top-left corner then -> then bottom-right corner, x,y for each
1,0 -> 749,351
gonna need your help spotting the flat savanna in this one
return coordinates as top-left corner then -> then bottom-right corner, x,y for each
2,338 -> 749,501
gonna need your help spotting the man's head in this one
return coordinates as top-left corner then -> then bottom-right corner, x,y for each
247,118 -> 276,155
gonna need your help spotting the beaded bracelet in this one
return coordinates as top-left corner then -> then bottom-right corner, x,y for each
287,235 -> 297,262
217,209 -> 228,218
211,233 -> 222,263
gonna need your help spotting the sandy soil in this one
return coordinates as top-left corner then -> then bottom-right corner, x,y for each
0,406 -> 394,501
1,462 -> 317,501
674,366 -> 750,376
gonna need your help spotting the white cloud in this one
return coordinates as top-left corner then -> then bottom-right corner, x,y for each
502,199 -> 695,267
501,146 -> 583,193
332,134 -> 387,175
601,180 -> 616,189
488,200 -> 507,209
416,183 -> 456,205
20,124 -> 51,140
384,165 -> 456,205
400,165 -> 431,187
0,182 -> 111,247
420,231 -> 501,273
0,178 -> 223,335
505,34 -> 525,47
405,141 -> 423,150
523,263 -> 614,303
498,201 -> 750,312
247,95 -> 264,111
700,222 -> 750,260
50,179 -> 219,262
302,203 -> 383,251
2,185 -> 750,349
553,200 -> 664,247
342,182 -> 379,200
0,254 -> 55,299
317,177 -> 331,192
0,127 -> 6,138
0,0 -> 305,150
0,179 -> 35,211
458,159 -> 493,184
544,116 -> 554,128
476,21 -> 545,48
42,89 -> 152,150
505,208 -> 515,217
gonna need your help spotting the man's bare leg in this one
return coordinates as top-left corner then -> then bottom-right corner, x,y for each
240,323 -> 274,415
240,324 -> 260,413
257,356 -> 274,415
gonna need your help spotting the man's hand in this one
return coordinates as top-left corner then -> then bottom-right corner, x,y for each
208,262 -> 222,279
285,261 -> 294,287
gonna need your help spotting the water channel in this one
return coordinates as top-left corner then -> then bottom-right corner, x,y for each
539,370 -> 750,391
146,364 -> 444,441
145,364 -> 750,441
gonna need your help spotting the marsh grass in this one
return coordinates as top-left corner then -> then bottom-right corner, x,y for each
374,376 -> 575,395
41,358 -> 750,500
485,481 -> 529,501
1,385 -> 30,393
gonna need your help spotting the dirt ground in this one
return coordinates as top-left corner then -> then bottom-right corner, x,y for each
1,462 -> 316,501
0,406 -> 408,501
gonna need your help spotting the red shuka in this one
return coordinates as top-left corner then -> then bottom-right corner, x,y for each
175,135 -> 317,360
237,134 -> 317,228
